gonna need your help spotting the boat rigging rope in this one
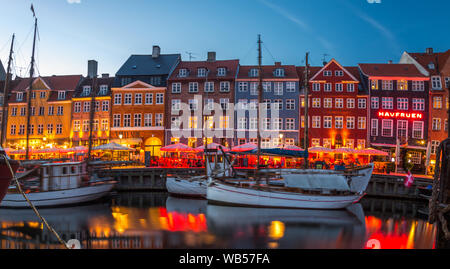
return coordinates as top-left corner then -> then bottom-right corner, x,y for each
2,155 -> 70,249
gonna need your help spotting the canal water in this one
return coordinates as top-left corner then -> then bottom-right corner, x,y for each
0,192 -> 436,249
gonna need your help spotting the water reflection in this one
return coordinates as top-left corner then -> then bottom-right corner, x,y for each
0,193 -> 437,249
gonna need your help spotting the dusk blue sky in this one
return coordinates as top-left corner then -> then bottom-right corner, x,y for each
0,0 -> 449,77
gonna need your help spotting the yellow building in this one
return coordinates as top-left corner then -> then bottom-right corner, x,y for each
6,75 -> 83,151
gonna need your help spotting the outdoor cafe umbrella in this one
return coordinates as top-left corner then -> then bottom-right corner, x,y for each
160,143 -> 194,152
195,143 -> 228,152
308,146 -> 334,158
93,142 -> 133,151
230,143 -> 258,152
333,147 -> 356,154
279,145 -> 304,151
355,148 -> 389,156
60,146 -> 88,154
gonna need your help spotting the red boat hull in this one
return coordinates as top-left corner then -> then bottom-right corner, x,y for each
0,158 -> 20,204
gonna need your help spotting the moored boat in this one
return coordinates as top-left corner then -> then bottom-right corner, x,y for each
2,161 -> 115,208
0,149 -> 20,204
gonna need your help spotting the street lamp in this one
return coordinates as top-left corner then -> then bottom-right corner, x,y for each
279,133 -> 284,147
119,133 -> 123,145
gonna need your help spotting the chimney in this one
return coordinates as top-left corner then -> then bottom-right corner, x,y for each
101,73 -> 109,78
87,60 -> 98,79
426,48 -> 434,55
152,45 -> 161,58
275,62 -> 281,66
388,60 -> 393,64
207,51 -> 216,62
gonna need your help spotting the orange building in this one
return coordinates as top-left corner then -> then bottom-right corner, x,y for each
71,75 -> 114,147
111,80 -> 165,158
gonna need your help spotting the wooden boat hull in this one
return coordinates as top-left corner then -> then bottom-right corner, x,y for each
0,157 -> 20,204
1,183 -> 115,208
166,176 -> 207,198
207,181 -> 363,210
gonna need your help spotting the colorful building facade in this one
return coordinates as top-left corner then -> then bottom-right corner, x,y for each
299,59 -> 369,150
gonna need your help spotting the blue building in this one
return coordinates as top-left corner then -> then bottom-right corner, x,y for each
234,62 -> 300,147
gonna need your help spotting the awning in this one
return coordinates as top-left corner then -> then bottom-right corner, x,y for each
111,138 -> 143,145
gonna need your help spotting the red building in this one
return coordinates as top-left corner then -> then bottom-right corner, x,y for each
298,59 -> 369,150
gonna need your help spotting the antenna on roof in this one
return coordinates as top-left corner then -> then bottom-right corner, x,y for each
185,52 -> 197,61
322,54 -> 329,66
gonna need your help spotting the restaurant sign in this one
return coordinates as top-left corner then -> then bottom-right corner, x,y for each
378,111 -> 423,119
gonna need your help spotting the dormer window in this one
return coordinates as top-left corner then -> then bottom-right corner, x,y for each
432,76 -> 442,90
217,67 -> 226,76
82,86 -> 91,97
58,91 -> 66,100
249,68 -> 259,77
197,68 -> 207,77
179,69 -> 188,77
99,85 -> 108,95
428,62 -> 435,70
274,68 -> 285,77
16,92 -> 23,101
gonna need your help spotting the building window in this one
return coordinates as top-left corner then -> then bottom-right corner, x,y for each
178,69 -> 187,77
312,116 -> 321,128
99,85 -> 108,95
9,124 -> 15,135
347,83 -> 355,92
335,83 -> 343,92
123,114 -> 131,127
324,83 -> 332,92
189,99 -> 198,111
238,82 -> 248,92
347,98 -> 355,109
412,121 -> 424,139
82,120 -> 89,132
101,119 -> 109,131
346,139 -> 355,149
249,69 -> 259,77
73,120 -> 80,132
358,98 -> 366,109
312,98 -> 320,108
124,93 -> 132,104
324,98 -> 332,108
39,106 -> 44,116
102,101 -> 109,112
47,124 -> 53,134
412,81 -> 424,91
273,118 -> 283,130
312,83 -> 320,92
263,118 -> 271,130
358,117 -> 366,129
273,99 -> 283,110
144,113 -> 152,127
371,80 -> 378,90
323,70 -> 332,77
145,93 -> 153,105
335,116 -> 343,129
18,125 -> 25,135
274,68 -> 285,77
113,114 -> 121,127
397,98 -> 408,110
263,82 -> 271,92
286,118 -> 295,130
74,102 -> 81,113
382,97 -> 394,109
323,138 -> 332,148
172,99 -> 181,112
114,94 -> 122,105
412,98 -> 425,111
82,86 -> 91,97
197,68 -> 207,77
286,99 -> 295,110
371,119 -> 378,136
134,114 -> 142,127
371,97 -> 379,109
250,83 -> 258,95
155,113 -> 163,127
83,102 -> 90,112
347,117 -> 355,129
397,80 -> 408,91
57,106 -> 64,116
172,83 -> 181,93
39,91 -> 46,99
156,93 -> 164,104
432,118 -> 441,131
217,67 -> 226,76
432,76 -> 442,90
286,82 -> 296,92
249,118 -> 257,130
220,81 -> 230,92
16,92 -> 23,101
397,120 -> 408,139
335,98 -> 344,109
382,80 -> 393,90
56,124 -> 63,134
57,91 -> 66,100
335,70 -> 344,77
48,106 -> 54,116
188,82 -> 198,93
11,107 -> 17,116
433,96 -> 443,109
431,140 -> 440,154
220,116 -> 229,129
357,140 -> 366,149
324,116 -> 332,129
135,93 -> 142,105
274,82 -> 283,95
381,119 -> 393,137
204,82 -> 214,92
238,118 -> 247,129
220,98 -> 229,110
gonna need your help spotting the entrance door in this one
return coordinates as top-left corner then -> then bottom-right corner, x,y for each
145,137 -> 162,157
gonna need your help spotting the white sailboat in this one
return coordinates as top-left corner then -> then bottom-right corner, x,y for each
206,36 -> 374,210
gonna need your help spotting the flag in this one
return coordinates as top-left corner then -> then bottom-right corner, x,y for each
31,4 -> 35,17
404,171 -> 414,188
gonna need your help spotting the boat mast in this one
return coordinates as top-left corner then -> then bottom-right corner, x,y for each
87,67 -> 98,164
303,52 -> 309,169
204,69 -> 209,177
1,34 -> 15,148
25,15 -> 38,160
257,35 -> 263,170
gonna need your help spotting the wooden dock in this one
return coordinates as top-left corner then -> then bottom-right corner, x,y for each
99,167 -> 434,200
